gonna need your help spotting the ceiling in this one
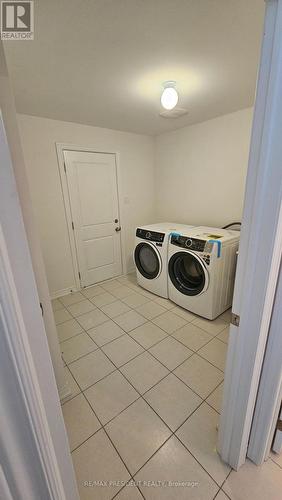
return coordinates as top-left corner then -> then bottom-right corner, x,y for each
4,0 -> 265,136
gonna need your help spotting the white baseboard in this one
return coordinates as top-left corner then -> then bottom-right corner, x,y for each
50,286 -> 78,300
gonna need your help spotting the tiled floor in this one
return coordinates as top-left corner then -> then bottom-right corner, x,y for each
53,273 -> 282,500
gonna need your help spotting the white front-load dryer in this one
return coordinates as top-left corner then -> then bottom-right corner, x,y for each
168,226 -> 240,319
134,223 -> 194,298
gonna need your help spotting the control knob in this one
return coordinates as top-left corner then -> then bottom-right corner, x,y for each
185,238 -> 192,248
146,232 -> 152,239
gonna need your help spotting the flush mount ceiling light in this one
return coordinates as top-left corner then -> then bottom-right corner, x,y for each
161,81 -> 178,110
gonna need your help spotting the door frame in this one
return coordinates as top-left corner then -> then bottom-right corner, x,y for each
218,0 -> 282,470
56,143 -> 125,291
0,110 -> 79,499
247,257 -> 282,464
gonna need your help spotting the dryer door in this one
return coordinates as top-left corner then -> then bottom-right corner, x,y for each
169,251 -> 209,296
134,242 -> 162,280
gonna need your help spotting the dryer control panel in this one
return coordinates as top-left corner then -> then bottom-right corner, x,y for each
170,234 -> 208,252
136,228 -> 165,243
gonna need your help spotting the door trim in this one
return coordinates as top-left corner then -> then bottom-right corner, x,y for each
56,143 -> 125,291
218,0 -> 282,469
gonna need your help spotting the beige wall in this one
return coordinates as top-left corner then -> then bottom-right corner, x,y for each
18,114 -> 155,297
155,108 -> 253,227
18,108 -> 253,298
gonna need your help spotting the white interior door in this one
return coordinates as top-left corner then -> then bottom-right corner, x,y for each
64,150 -> 122,287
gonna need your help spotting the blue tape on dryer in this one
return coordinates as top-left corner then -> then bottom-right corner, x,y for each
208,239 -> 222,258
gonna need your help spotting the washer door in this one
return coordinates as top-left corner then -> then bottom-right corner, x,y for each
169,251 -> 209,296
134,242 -> 161,280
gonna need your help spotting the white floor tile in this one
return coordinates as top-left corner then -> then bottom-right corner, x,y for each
59,291 -> 85,307
62,366 -> 81,402
122,292 -> 150,308
192,316 -> 227,336
176,402 -> 231,485
137,288 -> 161,300
77,309 -> 108,330
102,335 -> 144,367
52,298 -> 64,311
121,352 -> 169,394
206,383 -> 224,414
171,306 -> 198,322
72,429 -> 130,500
54,308 -> 72,325
110,285 -> 135,299
214,490 -> 230,500
57,318 -> 83,342
62,393 -> 101,451
219,308 -> 232,323
217,326 -> 230,344
69,350 -> 115,390
117,273 -> 137,286
114,310 -> 147,332
149,336 -> 193,370
172,322 -> 213,351
114,485 -> 143,499
101,279 -> 122,292
135,435 -> 218,499
90,292 -> 116,308
106,399 -> 171,474
152,311 -> 187,334
61,332 -> 97,364
135,300 -> 167,320
129,322 -> 167,349
198,338 -> 227,371
153,296 -> 175,309
223,458 -> 282,500
87,320 -> 125,347
82,285 -> 105,298
174,354 -> 223,399
101,300 -> 131,318
67,299 -> 96,317
144,374 -> 202,431
271,451 -> 282,468
85,371 -> 139,425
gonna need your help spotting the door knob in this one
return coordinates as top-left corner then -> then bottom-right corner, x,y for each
115,226 -> 121,232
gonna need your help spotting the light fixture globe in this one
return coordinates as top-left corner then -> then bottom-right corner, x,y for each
161,81 -> 178,110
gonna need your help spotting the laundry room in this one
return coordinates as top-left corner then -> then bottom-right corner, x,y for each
2,1 -> 282,499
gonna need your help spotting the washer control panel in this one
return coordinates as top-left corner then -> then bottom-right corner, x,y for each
170,234 -> 207,252
136,228 -> 165,243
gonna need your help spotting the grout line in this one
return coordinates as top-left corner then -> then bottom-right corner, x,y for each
211,487 -> 222,500
57,278 -> 231,492
76,393 -> 137,491
70,326 -> 227,491
270,456 -> 282,470
77,391 -> 144,500
219,469 -> 233,499
62,297 -> 225,407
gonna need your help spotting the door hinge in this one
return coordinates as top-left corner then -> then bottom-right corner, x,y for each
277,419 -> 282,432
78,271 -> 81,281
71,221 -> 74,230
64,162 -> 66,173
231,312 -> 240,327
40,302 -> 43,316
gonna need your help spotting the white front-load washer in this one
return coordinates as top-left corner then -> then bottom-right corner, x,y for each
134,223 -> 194,298
168,226 -> 240,319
